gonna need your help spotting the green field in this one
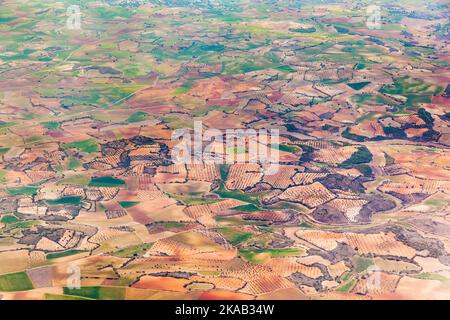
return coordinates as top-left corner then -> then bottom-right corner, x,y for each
0,215 -> 19,224
42,121 -> 60,130
337,279 -> 356,292
0,272 -> 34,292
215,227 -> 253,245
127,111 -> 148,123
47,250 -> 87,260
276,144 -> 301,154
118,201 -> 139,208
63,286 -> 126,300
58,174 -> 90,186
172,83 -> 192,95
340,146 -> 373,167
62,139 -> 99,153
6,185 -> 39,196
45,293 -> 91,300
231,204 -> 262,212
347,81 -> 371,90
67,158 -> 81,170
214,182 -> 261,205
0,170 -> 6,183
112,243 -> 154,258
88,176 -> 125,187
46,196 -> 81,206
354,256 -> 374,273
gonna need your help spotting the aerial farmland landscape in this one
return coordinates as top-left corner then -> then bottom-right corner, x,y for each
0,0 -> 449,301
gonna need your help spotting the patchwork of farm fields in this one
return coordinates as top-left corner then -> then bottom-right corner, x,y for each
0,0 -> 449,300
